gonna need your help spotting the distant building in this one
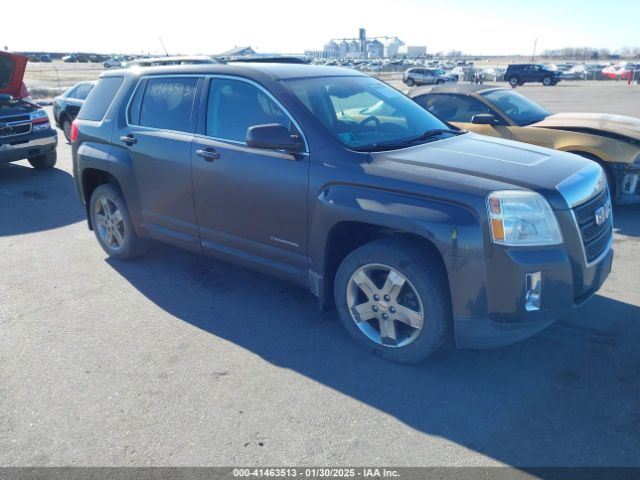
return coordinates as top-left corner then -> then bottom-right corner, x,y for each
383,37 -> 405,57
348,40 -> 361,56
398,45 -> 427,58
317,30 -> 408,59
218,46 -> 256,57
323,40 -> 339,57
367,39 -> 384,58
338,40 -> 349,58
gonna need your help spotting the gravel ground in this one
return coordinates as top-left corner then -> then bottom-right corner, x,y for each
1,83 -> 639,468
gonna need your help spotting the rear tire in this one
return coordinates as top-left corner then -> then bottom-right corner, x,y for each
509,76 -> 519,88
405,77 -> 415,87
61,117 -> 72,143
334,238 -> 451,364
89,183 -> 148,260
28,151 -> 57,169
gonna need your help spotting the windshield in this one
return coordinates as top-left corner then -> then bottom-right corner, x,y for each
482,89 -> 551,126
282,76 -> 450,150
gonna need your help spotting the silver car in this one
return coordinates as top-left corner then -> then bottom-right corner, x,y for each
403,68 -> 457,87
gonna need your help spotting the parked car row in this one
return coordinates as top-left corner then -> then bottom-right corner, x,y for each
26,54 -> 52,63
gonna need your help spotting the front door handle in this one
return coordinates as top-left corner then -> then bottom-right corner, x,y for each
196,148 -> 220,162
120,134 -> 137,145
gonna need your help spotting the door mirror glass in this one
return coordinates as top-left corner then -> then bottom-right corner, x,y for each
471,113 -> 497,125
246,124 -> 302,152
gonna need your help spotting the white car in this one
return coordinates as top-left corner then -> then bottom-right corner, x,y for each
103,57 -> 123,69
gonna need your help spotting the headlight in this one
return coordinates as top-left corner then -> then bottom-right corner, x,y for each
30,109 -> 51,131
30,109 -> 48,122
487,191 -> 563,246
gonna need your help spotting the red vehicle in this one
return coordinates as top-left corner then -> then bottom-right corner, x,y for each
601,63 -> 639,81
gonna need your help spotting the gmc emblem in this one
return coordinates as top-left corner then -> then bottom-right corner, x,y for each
595,202 -> 611,226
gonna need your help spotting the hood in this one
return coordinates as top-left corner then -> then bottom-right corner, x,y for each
0,51 -> 27,99
368,132 -> 595,210
532,112 -> 640,141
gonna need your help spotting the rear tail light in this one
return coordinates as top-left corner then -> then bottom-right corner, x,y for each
70,119 -> 79,143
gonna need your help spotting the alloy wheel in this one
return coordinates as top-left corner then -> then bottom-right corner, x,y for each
346,263 -> 424,348
94,196 -> 126,252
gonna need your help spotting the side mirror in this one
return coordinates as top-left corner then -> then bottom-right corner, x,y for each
246,124 -> 303,153
471,113 -> 497,125
0,93 -> 16,107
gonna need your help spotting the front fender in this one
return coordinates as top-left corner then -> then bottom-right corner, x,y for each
309,184 -> 488,322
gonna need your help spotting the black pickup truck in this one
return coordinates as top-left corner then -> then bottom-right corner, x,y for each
72,64 -> 613,363
0,52 -> 58,169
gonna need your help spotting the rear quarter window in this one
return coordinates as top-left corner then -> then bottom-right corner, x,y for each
77,77 -> 124,121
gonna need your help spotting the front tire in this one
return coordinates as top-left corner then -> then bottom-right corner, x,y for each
405,77 -> 415,87
334,238 -> 451,364
28,151 -> 57,169
89,183 -> 148,260
542,76 -> 552,86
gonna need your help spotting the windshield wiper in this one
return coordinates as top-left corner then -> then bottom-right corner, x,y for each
353,129 -> 467,153
407,128 -> 467,144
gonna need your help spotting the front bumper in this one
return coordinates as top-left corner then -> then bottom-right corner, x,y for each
451,243 -> 613,350
0,129 -> 58,164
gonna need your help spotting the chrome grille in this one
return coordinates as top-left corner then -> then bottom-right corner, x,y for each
572,188 -> 612,264
0,114 -> 30,124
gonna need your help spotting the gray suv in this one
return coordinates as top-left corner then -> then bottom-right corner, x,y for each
72,64 -> 613,363
403,68 -> 457,87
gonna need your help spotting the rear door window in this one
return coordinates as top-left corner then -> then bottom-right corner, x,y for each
78,76 -> 124,121
138,77 -> 198,132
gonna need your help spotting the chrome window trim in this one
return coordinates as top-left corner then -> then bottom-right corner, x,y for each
124,74 -> 309,153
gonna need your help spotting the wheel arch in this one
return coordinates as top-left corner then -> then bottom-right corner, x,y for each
310,185 -> 483,311
319,221 -> 450,312
77,143 -> 141,231
81,168 -> 121,230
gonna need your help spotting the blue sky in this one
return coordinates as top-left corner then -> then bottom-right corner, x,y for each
4,0 -> 638,55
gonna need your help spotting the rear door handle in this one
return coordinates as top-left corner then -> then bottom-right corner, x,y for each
196,148 -> 220,162
120,134 -> 136,145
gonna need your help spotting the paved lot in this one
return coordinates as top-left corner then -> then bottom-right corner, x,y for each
1,84 -> 640,467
